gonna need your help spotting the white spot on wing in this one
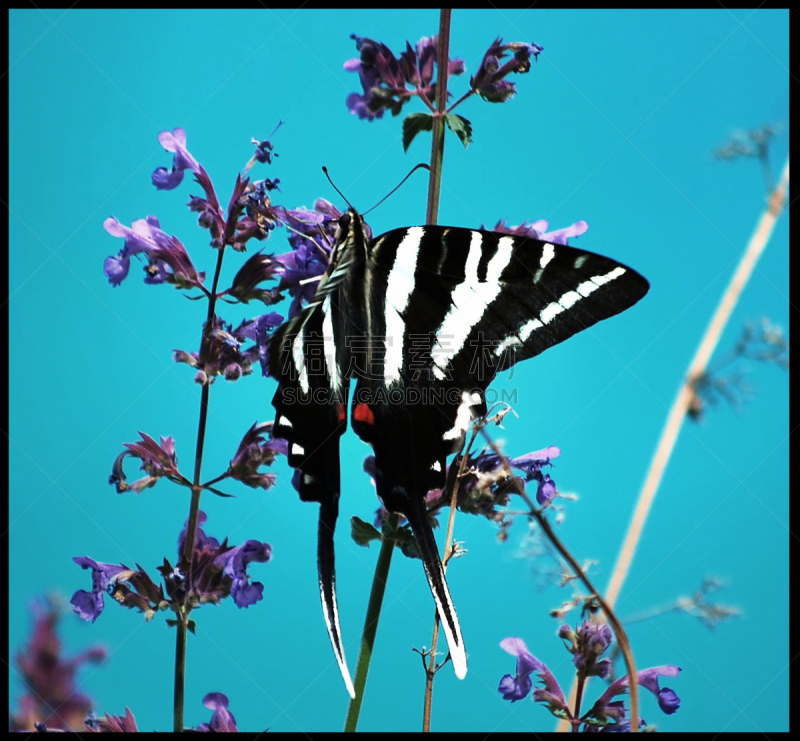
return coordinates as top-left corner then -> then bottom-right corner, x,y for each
540,243 -> 555,269
291,443 -> 305,456
322,296 -> 340,393
292,329 -> 309,394
574,255 -> 588,269
443,391 -> 481,441
520,318 -> 543,341
540,302 -> 565,324
384,227 -> 423,386
559,290 -> 582,310
431,461 -> 442,472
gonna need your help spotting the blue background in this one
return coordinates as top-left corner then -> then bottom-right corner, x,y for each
9,8 -> 789,733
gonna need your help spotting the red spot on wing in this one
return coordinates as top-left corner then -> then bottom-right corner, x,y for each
354,403 -> 375,426
338,404 -> 347,423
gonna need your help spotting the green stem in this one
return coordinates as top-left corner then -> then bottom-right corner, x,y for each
343,513 -> 400,732
425,9 -> 451,226
173,609 -> 188,732
174,244 -> 227,733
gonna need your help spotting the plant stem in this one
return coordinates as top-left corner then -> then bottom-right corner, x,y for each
174,245 -> 227,733
426,9 -> 451,226
422,430 -> 477,732
572,671 -> 587,732
480,430 -> 640,732
344,513 -> 400,732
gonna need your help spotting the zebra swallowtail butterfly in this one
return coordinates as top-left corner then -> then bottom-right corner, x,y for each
268,209 -> 649,697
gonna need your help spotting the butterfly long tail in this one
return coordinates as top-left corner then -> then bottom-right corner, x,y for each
403,495 -> 467,679
318,495 -> 356,699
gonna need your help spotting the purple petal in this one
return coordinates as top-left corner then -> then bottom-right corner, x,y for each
70,589 -> 104,622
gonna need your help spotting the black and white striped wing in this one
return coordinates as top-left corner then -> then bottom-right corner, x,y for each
368,225 -> 650,389
268,292 -> 355,698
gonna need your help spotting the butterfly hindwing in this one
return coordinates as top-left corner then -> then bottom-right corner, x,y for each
269,288 -> 356,699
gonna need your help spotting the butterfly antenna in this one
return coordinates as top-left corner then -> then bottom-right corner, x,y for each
363,163 -> 431,216
322,167 -> 354,211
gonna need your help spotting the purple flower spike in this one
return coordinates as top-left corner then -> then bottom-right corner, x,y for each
215,539 -> 272,608
152,127 -> 201,190
198,692 -> 238,732
70,557 -> 128,622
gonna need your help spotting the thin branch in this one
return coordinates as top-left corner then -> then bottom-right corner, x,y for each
556,155 -> 789,731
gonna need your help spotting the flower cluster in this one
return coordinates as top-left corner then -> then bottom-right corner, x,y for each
103,215 -> 206,289
499,626 -> 681,731
173,314 -> 283,385
70,512 -> 272,623
227,421 -> 288,489
272,199 -> 343,318
10,601 -> 107,732
344,34 -> 465,120
109,432 -> 182,494
470,38 -> 544,103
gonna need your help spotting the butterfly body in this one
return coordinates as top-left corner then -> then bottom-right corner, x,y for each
268,209 -> 649,696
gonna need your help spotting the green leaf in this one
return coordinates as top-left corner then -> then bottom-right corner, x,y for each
350,516 -> 382,547
444,113 -> 473,149
187,620 -> 196,635
384,523 -> 420,560
402,112 -> 434,152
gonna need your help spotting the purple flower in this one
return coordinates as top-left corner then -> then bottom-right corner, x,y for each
243,120 -> 284,174
109,432 -> 181,494
228,421 -> 286,489
344,33 -> 464,120
151,127 -> 201,190
197,692 -> 238,732
589,665 -> 682,723
214,539 -> 272,608
177,511 -> 221,556
492,218 -> 589,246
70,558 -> 129,622
227,251 -> 282,305
103,215 -> 205,289
560,620 -> 613,679
10,601 -> 106,732
272,200 -> 345,317
498,637 -> 571,716
507,446 -> 560,505
174,315 -> 278,385
71,557 -> 165,622
84,708 -> 139,732
470,37 -> 544,103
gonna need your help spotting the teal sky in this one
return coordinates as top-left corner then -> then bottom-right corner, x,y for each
9,8 -> 789,732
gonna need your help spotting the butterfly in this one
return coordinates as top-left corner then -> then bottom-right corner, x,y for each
267,209 -> 649,697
